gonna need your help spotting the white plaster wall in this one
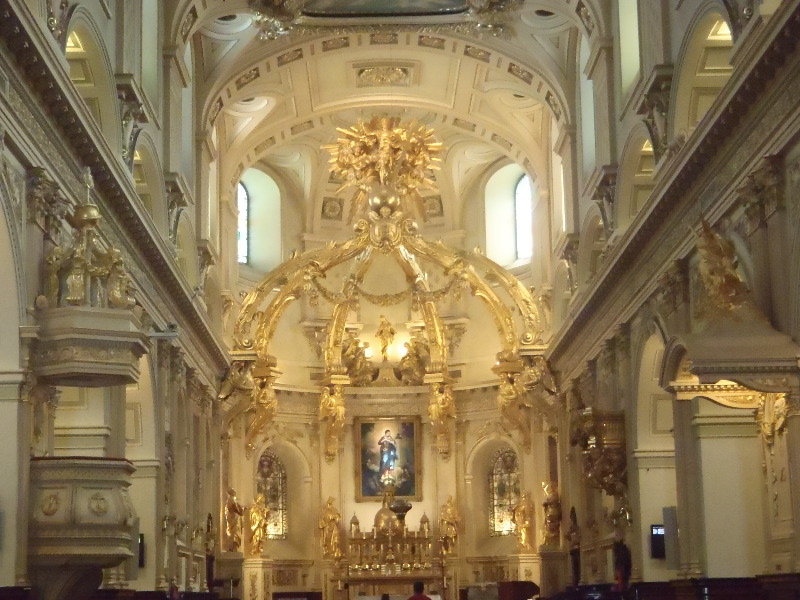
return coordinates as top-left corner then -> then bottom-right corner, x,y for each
695,400 -> 766,577
636,465 -> 677,581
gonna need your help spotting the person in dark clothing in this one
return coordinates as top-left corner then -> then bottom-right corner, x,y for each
613,538 -> 632,592
408,581 -> 432,600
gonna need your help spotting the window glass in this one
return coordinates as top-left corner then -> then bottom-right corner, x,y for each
490,449 -> 520,535
256,450 -> 287,539
515,175 -> 533,260
237,182 -> 249,264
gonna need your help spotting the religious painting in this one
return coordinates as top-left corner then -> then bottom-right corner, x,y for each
303,0 -> 467,18
355,416 -> 422,502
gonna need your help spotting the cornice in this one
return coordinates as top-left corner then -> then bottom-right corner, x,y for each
0,0 -> 228,372
547,1 -> 800,379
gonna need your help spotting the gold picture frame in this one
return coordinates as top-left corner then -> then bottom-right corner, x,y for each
354,416 -> 422,502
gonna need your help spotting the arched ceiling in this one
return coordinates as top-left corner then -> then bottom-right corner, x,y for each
176,0 -> 601,240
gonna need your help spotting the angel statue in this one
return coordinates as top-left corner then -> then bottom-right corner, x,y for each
439,495 -> 461,554
223,488 -> 245,552
511,491 -> 535,552
318,496 -> 342,559
249,493 -> 270,556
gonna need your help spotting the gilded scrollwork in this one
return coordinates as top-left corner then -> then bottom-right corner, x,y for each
245,375 -> 278,457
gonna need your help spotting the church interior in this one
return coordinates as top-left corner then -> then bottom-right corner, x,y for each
1,1 -> 800,599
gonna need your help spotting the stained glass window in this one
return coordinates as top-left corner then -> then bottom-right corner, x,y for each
490,448 -> 520,536
237,182 -> 249,264
256,449 -> 287,539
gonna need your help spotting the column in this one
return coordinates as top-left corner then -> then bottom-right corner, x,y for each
784,390 -> 800,572
671,398 -> 704,577
0,370 -> 27,585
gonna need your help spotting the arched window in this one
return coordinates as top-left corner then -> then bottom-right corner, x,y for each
489,448 -> 520,536
237,182 -> 249,264
256,450 -> 287,539
485,164 -> 534,266
238,168 -> 282,272
515,175 -> 533,261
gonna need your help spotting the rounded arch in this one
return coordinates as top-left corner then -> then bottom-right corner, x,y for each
238,166 -> 284,274
616,124 -> 655,229
64,9 -> 121,152
250,437 -> 313,555
659,337 -> 691,389
132,133 -> 169,235
670,6 -> 733,139
576,207 -> 605,285
465,433 -> 522,480
176,216 -> 199,289
464,434 -> 523,556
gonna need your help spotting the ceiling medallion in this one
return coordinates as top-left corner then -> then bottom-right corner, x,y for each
248,0 -> 523,40
231,117 -> 547,459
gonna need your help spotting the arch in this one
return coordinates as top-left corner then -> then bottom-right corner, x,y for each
132,133 -> 169,235
64,9 -> 121,152
630,331 -> 677,583
576,207 -> 605,285
488,447 -> 521,536
616,125 -> 655,229
176,216 -> 199,289
465,432 -> 522,480
671,8 -> 733,139
484,162 -> 528,267
659,337 -> 690,389
249,437 -> 313,555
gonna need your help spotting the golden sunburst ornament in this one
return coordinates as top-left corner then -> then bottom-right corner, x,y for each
324,116 -> 442,217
